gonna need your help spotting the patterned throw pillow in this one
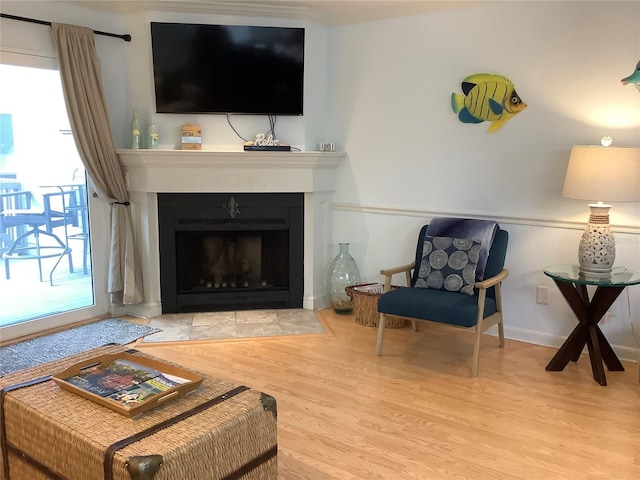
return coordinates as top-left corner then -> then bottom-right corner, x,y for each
415,236 -> 480,295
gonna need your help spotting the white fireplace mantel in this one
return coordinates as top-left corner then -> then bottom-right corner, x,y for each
116,149 -> 345,318
118,149 -> 344,194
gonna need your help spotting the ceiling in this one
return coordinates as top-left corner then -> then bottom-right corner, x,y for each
66,0 -> 486,26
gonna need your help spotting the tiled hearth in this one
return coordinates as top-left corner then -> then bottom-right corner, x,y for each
141,309 -> 326,343
116,149 -> 345,318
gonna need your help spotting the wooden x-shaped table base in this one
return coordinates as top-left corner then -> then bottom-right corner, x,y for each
545,280 -> 625,386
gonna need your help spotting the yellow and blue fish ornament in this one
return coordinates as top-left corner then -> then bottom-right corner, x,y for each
451,73 -> 527,133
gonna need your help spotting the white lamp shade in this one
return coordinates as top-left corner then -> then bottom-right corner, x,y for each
562,145 -> 640,202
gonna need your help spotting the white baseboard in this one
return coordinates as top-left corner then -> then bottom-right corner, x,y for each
304,295 -> 329,311
110,302 -> 162,319
503,325 -> 640,363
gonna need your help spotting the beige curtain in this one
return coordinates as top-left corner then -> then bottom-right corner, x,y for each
51,23 -> 143,305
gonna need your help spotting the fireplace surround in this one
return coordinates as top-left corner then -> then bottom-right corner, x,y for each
117,149 -> 344,318
158,192 -> 304,313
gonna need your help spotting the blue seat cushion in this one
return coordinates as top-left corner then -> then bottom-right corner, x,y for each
377,287 -> 497,328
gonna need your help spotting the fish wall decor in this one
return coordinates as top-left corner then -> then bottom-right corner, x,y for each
621,60 -> 640,91
451,73 -> 527,133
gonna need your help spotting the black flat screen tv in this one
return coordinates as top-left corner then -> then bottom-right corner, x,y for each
150,22 -> 305,115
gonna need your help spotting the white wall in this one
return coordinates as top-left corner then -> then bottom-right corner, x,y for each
327,1 -> 639,219
326,1 -> 640,358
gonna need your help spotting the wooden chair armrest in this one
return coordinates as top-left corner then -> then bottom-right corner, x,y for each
379,262 -> 414,277
380,262 -> 415,291
475,269 -> 509,290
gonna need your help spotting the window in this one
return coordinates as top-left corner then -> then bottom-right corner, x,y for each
0,63 -> 107,340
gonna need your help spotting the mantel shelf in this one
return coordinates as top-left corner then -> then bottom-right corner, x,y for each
117,149 -> 345,194
117,149 -> 344,167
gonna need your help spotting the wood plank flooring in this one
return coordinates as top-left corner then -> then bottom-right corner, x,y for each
131,309 -> 640,480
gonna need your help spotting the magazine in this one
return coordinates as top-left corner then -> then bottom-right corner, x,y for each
107,373 -> 189,408
64,358 -> 162,398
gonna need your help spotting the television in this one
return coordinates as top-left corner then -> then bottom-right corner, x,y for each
150,22 -> 305,115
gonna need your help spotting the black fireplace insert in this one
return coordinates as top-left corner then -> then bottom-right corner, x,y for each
158,193 -> 304,313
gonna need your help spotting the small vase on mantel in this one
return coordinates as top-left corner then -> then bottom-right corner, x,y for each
131,109 -> 141,149
147,122 -> 159,149
327,242 -> 361,314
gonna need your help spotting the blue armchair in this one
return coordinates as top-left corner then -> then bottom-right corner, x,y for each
376,222 -> 509,377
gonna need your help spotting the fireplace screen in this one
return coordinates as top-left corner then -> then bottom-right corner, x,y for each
158,193 -> 303,313
176,231 -> 289,292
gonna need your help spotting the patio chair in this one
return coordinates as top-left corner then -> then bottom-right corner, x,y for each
1,188 -> 74,285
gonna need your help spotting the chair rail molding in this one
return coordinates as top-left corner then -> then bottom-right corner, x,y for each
333,202 -> 640,234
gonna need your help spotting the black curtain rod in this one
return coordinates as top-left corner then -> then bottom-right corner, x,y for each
0,13 -> 131,42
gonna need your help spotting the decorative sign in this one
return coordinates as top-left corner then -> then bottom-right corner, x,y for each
181,124 -> 202,150
254,133 -> 279,146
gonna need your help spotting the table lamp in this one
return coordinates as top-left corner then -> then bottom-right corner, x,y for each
562,143 -> 640,276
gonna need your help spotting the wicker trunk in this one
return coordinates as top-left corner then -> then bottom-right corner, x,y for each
0,345 -> 277,480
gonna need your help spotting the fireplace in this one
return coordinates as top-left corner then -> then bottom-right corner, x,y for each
158,193 -> 304,313
117,149 -> 344,319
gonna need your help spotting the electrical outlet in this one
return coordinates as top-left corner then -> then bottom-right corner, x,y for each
536,286 -> 549,305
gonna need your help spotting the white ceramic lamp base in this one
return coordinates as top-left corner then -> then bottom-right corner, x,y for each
577,203 -> 615,277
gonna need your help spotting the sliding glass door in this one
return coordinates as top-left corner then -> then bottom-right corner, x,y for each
0,62 -> 108,340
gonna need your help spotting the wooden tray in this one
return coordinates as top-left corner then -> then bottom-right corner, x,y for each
51,352 -> 203,418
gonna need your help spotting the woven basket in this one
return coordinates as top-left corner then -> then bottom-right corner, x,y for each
345,283 -> 407,328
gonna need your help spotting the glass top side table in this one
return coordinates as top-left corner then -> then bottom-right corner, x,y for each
543,264 -> 640,287
543,264 -> 640,386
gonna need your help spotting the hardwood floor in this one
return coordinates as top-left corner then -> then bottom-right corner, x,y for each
131,309 -> 640,480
